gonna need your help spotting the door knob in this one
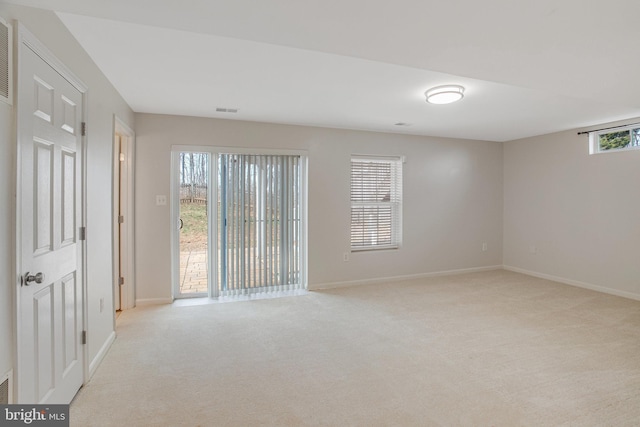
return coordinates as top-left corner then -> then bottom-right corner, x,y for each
23,272 -> 44,286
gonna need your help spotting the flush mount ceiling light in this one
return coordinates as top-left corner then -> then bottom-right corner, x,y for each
425,85 -> 465,104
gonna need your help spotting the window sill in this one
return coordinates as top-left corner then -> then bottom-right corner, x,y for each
351,245 -> 399,253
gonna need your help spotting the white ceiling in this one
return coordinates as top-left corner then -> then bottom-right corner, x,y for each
7,0 -> 640,141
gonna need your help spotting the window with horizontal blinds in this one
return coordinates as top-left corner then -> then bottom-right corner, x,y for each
350,156 -> 402,251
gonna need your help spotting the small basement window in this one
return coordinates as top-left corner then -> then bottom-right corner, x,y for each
590,124 -> 640,154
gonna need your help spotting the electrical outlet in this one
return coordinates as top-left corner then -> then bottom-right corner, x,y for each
156,195 -> 167,206
99,298 -> 104,313
343,252 -> 349,262
482,242 -> 488,252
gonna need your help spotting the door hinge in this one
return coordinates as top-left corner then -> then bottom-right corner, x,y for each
81,330 -> 87,345
118,215 -> 124,224
79,226 -> 86,241
119,277 -> 124,286
81,122 -> 86,136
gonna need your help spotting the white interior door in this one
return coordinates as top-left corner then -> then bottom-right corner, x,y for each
17,37 -> 85,404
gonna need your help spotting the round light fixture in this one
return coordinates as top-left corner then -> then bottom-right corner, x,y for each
425,85 -> 465,104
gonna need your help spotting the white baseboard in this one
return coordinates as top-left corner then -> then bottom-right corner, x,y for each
503,265 -> 640,301
135,297 -> 173,306
310,265 -> 503,291
89,331 -> 116,379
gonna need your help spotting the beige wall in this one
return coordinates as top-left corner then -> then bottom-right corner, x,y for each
0,4 -> 135,386
135,113 -> 504,301
503,121 -> 640,299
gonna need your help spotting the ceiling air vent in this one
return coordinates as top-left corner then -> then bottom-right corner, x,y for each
0,16 -> 12,105
216,107 -> 238,113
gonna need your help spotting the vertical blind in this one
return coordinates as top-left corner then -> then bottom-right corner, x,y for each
218,154 -> 302,296
350,156 -> 402,250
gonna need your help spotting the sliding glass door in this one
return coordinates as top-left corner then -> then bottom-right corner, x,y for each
172,149 -> 306,299
218,154 -> 302,296
176,152 -> 210,297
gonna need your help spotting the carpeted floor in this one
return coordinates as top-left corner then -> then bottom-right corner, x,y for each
70,270 -> 640,426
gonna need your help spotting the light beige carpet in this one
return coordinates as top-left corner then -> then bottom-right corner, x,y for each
70,270 -> 640,426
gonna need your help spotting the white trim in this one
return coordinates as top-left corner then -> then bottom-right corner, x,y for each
300,156 -> 309,291
111,126 -> 119,314
171,144 -> 308,157
209,151 -> 217,298
14,23 -> 27,404
314,265 -> 640,300
503,265 -> 640,301
170,151 -> 179,299
88,331 -> 115,378
173,290 -> 309,307
351,154 -> 405,163
351,245 -> 399,252
17,23 -> 87,92
112,115 -> 136,313
136,298 -> 173,306
310,265 -> 503,291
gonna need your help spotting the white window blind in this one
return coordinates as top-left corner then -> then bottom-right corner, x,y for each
350,156 -> 402,251
218,154 -> 302,296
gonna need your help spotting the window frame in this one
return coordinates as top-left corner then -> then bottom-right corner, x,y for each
589,124 -> 640,155
350,155 -> 403,252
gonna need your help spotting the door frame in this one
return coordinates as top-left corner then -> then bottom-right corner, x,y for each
14,22 -> 89,399
112,116 -> 136,313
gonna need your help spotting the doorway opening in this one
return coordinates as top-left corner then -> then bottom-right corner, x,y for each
112,117 -> 135,312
